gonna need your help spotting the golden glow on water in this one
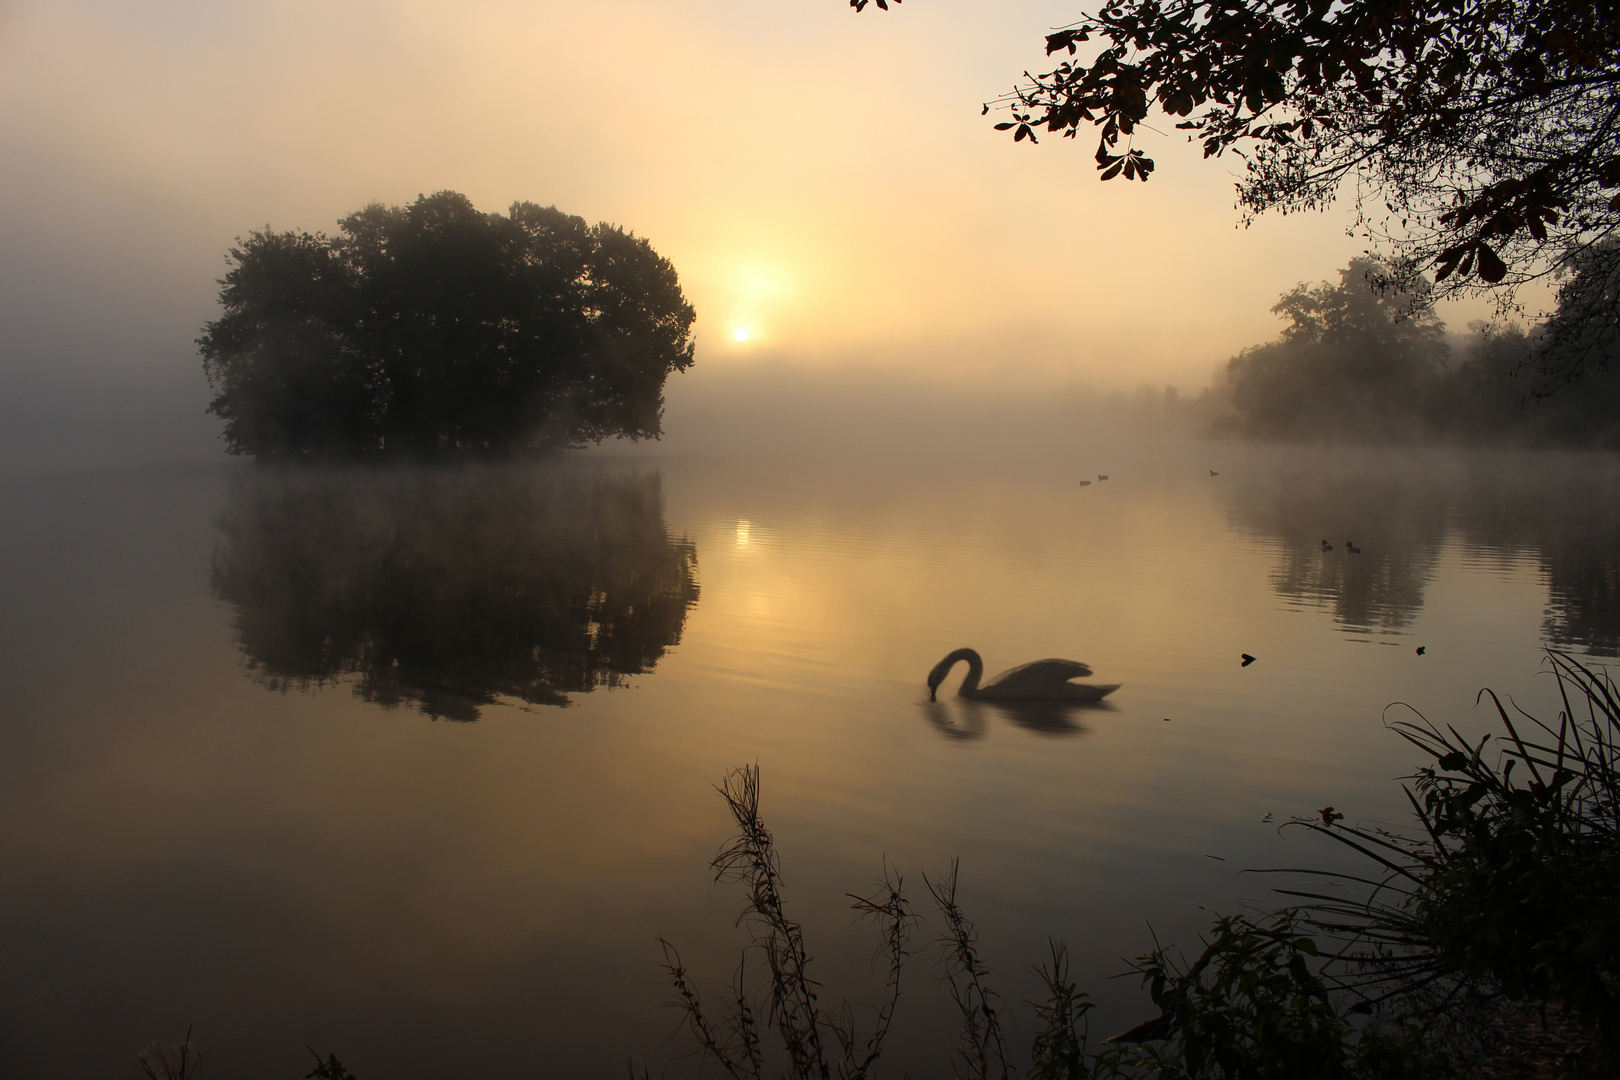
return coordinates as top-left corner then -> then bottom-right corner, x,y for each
1,446 -> 1615,1075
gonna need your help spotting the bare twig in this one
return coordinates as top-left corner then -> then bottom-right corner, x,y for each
926,859 -> 1011,1080
138,1025 -> 209,1080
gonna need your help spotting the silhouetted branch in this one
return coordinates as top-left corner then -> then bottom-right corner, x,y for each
925,858 -> 1011,1080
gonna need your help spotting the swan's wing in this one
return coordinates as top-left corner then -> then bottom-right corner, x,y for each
983,658 -> 1093,692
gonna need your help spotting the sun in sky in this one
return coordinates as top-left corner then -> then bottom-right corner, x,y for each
733,328 -> 749,342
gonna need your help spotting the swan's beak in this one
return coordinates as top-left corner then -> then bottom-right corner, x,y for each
927,685 -> 937,702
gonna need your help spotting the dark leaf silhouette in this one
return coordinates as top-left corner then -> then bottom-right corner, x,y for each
932,0 -> 1620,344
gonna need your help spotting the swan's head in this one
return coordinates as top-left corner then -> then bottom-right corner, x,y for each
925,658 -> 952,701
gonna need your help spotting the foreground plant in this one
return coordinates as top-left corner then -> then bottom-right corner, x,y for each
657,769 -> 1426,1079
1276,650 -> 1620,1052
304,1051 -> 358,1080
658,765 -> 917,1080
662,650 -> 1619,1077
137,1026 -> 208,1080
1410,651 -> 1620,1036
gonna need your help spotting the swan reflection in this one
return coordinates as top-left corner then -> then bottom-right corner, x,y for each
210,464 -> 699,720
921,696 -> 1113,740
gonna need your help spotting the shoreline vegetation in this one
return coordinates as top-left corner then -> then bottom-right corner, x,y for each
1123,247 -> 1620,449
648,651 -> 1616,1079
134,653 -> 1617,1078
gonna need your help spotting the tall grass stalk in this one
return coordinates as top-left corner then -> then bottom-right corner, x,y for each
926,859 -> 1013,1080
659,765 -> 919,1080
1260,650 -> 1620,1048
137,1025 -> 208,1080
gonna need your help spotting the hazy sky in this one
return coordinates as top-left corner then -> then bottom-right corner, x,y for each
0,0 -> 1498,465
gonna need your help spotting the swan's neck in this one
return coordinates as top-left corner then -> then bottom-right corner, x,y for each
948,648 -> 984,697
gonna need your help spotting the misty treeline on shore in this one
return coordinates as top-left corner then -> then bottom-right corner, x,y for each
198,191 -> 694,459
1196,243 -> 1620,446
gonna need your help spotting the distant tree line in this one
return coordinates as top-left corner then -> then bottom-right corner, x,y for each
199,191 -> 695,457
1208,243 -> 1620,446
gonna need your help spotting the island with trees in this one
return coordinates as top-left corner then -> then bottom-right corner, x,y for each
199,191 -> 695,457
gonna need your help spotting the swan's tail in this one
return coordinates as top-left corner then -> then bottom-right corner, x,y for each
1069,683 -> 1121,701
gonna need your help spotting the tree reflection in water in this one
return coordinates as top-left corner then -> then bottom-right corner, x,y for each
1226,453 -> 1620,655
1228,472 -> 1445,635
1453,464 -> 1620,657
210,464 -> 698,720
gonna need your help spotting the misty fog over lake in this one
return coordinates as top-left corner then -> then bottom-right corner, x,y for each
3,437 -> 1615,1076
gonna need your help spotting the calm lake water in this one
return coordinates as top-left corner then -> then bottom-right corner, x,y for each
3,440 -> 1617,1076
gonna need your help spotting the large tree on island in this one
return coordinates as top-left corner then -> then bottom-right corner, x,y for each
851,0 -> 1620,380
199,191 -> 695,457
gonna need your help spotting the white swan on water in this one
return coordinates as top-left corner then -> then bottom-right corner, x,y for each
926,648 -> 1120,702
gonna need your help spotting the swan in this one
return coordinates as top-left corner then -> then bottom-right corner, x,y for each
926,648 -> 1119,702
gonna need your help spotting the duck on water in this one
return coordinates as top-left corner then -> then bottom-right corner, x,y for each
926,648 -> 1120,702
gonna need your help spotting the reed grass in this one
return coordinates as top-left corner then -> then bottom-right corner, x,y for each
926,859 -> 1013,1080
659,650 -> 1618,1078
303,1050 -> 358,1080
658,769 -> 1135,1080
1255,650 -> 1620,1054
657,764 -> 919,1080
137,1025 -> 208,1080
